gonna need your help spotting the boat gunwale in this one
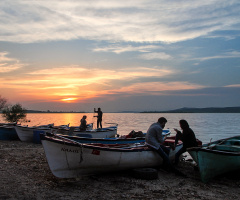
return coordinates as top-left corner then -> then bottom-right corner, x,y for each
188,146 -> 240,155
188,135 -> 240,156
15,126 -> 51,130
51,127 -> 117,133
58,129 -> 116,133
41,134 -> 181,152
62,135 -> 145,142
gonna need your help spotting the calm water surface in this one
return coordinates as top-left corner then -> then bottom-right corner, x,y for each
1,113 -> 240,143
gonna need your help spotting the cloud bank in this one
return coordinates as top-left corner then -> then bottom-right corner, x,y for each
0,0 -> 239,43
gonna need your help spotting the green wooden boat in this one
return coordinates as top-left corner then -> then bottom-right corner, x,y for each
187,135 -> 240,183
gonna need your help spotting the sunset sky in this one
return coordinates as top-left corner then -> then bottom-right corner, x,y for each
0,1 -> 240,112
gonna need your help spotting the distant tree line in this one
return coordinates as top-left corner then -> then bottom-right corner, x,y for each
141,107 -> 240,113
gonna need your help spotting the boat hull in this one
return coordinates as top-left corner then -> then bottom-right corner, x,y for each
53,127 -> 117,138
188,135 -> 240,183
15,126 -> 51,142
41,135 -> 182,178
0,126 -> 19,140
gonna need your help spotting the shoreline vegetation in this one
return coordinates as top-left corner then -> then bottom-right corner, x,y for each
11,106 -> 240,113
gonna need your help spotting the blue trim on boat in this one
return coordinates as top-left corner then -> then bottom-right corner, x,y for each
41,134 -> 149,152
63,135 -> 145,144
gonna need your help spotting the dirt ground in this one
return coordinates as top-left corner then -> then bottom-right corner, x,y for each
0,140 -> 240,200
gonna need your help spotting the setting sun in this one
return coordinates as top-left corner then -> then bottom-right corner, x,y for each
61,98 -> 78,103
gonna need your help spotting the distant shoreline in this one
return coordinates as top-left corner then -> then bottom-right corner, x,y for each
25,106 -> 240,113
141,106 -> 240,113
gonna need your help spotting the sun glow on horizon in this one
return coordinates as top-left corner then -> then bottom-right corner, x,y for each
60,98 -> 78,103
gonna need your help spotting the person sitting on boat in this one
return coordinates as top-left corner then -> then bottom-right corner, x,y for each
80,115 -> 87,131
94,107 -> 103,129
145,117 -> 176,172
173,119 -> 198,165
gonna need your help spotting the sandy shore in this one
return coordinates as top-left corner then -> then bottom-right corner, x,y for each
0,140 -> 240,200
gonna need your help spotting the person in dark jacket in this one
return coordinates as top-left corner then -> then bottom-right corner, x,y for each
173,119 -> 198,165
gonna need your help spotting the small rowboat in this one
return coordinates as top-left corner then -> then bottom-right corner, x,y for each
52,124 -> 118,138
188,135 -> 240,183
0,124 -> 19,140
41,133 -> 183,178
56,129 -> 171,145
15,124 -> 54,142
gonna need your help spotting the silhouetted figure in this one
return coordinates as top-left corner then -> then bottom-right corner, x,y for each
145,117 -> 173,169
174,119 -> 198,165
145,117 -> 185,176
80,115 -> 87,131
94,108 -> 103,129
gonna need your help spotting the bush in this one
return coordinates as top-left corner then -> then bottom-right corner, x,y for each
2,103 -> 27,123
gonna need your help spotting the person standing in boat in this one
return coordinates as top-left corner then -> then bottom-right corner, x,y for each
80,115 -> 87,131
94,108 -> 103,129
173,119 -> 198,165
145,117 -> 175,171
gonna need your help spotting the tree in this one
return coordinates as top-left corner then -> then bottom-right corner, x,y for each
2,103 -> 27,123
0,95 -> 7,111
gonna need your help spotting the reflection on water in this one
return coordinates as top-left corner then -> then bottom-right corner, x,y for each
0,113 -> 240,143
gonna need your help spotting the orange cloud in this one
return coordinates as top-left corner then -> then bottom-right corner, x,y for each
104,81 -> 205,95
1,65 -> 204,104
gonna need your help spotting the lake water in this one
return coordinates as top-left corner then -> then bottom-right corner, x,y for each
1,113 -> 239,143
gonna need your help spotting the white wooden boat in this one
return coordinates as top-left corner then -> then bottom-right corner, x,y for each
15,124 -> 54,142
41,134 -> 183,178
52,124 -> 118,138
